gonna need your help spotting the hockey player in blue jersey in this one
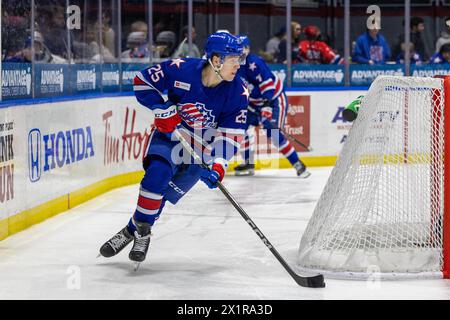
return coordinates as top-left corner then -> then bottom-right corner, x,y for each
234,35 -> 310,178
99,32 -> 249,264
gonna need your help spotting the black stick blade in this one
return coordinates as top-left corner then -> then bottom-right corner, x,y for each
295,274 -> 325,288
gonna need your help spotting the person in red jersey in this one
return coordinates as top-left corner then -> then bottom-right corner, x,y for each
298,25 -> 343,65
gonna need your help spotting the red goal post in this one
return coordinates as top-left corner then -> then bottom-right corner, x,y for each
441,76 -> 450,278
297,75 -> 450,280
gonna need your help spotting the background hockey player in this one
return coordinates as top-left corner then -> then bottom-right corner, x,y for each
99,32 -> 249,266
234,35 -> 310,178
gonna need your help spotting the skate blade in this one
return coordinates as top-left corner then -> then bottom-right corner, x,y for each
96,253 -> 102,258
298,171 -> 311,179
234,170 -> 255,176
133,262 -> 141,272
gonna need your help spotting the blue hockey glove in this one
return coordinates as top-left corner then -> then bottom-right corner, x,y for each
200,163 -> 225,189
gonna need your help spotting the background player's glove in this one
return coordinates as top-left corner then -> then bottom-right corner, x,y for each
343,95 -> 364,122
260,100 -> 273,127
200,163 -> 225,189
261,106 -> 272,122
153,101 -> 181,134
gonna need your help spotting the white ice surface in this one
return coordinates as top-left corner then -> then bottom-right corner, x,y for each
1,167 -> 450,300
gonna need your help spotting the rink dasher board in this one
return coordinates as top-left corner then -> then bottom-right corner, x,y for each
0,89 -> 366,240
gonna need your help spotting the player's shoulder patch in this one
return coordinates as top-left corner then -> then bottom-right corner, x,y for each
248,61 -> 258,72
232,73 -> 247,89
169,58 -> 186,69
166,58 -> 201,77
230,76 -> 250,103
166,58 -> 202,87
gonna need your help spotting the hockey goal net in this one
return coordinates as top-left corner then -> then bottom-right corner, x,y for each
297,75 -> 450,279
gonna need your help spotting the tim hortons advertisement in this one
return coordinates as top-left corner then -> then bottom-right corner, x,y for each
102,106 -> 153,167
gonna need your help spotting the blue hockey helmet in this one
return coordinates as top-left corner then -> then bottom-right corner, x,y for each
204,32 -> 245,64
238,35 -> 250,48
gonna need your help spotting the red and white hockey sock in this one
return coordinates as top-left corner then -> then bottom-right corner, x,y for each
132,187 -> 164,228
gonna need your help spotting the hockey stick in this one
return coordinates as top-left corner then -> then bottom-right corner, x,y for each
173,128 -> 325,288
260,114 -> 312,151
280,127 -> 313,152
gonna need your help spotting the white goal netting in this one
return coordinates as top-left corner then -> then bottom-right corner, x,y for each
298,76 -> 446,279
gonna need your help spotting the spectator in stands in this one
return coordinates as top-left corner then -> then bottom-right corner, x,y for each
102,10 -> 116,57
435,17 -> 450,54
84,22 -> 116,63
2,16 -> 28,62
278,21 -> 302,64
265,27 -> 286,63
393,17 -> 429,62
131,21 -> 149,38
172,26 -> 201,58
396,42 -> 423,65
352,25 -> 391,64
121,21 -> 149,54
71,29 -> 91,62
42,6 -> 73,60
429,43 -> 450,64
121,31 -> 150,62
22,31 -> 67,64
153,31 -> 177,61
153,21 -> 166,40
298,25 -> 343,64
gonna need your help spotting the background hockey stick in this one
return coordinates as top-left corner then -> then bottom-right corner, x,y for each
173,127 -> 325,288
260,115 -> 312,151
280,127 -> 313,152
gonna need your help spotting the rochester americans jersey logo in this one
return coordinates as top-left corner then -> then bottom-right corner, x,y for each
178,102 -> 216,129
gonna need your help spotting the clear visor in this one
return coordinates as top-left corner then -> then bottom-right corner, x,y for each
221,54 -> 246,66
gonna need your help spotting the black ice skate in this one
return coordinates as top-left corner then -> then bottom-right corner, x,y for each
294,161 -> 311,178
99,226 -> 133,258
234,163 -> 255,176
129,221 -> 152,270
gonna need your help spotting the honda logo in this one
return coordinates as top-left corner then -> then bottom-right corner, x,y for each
28,128 -> 41,182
